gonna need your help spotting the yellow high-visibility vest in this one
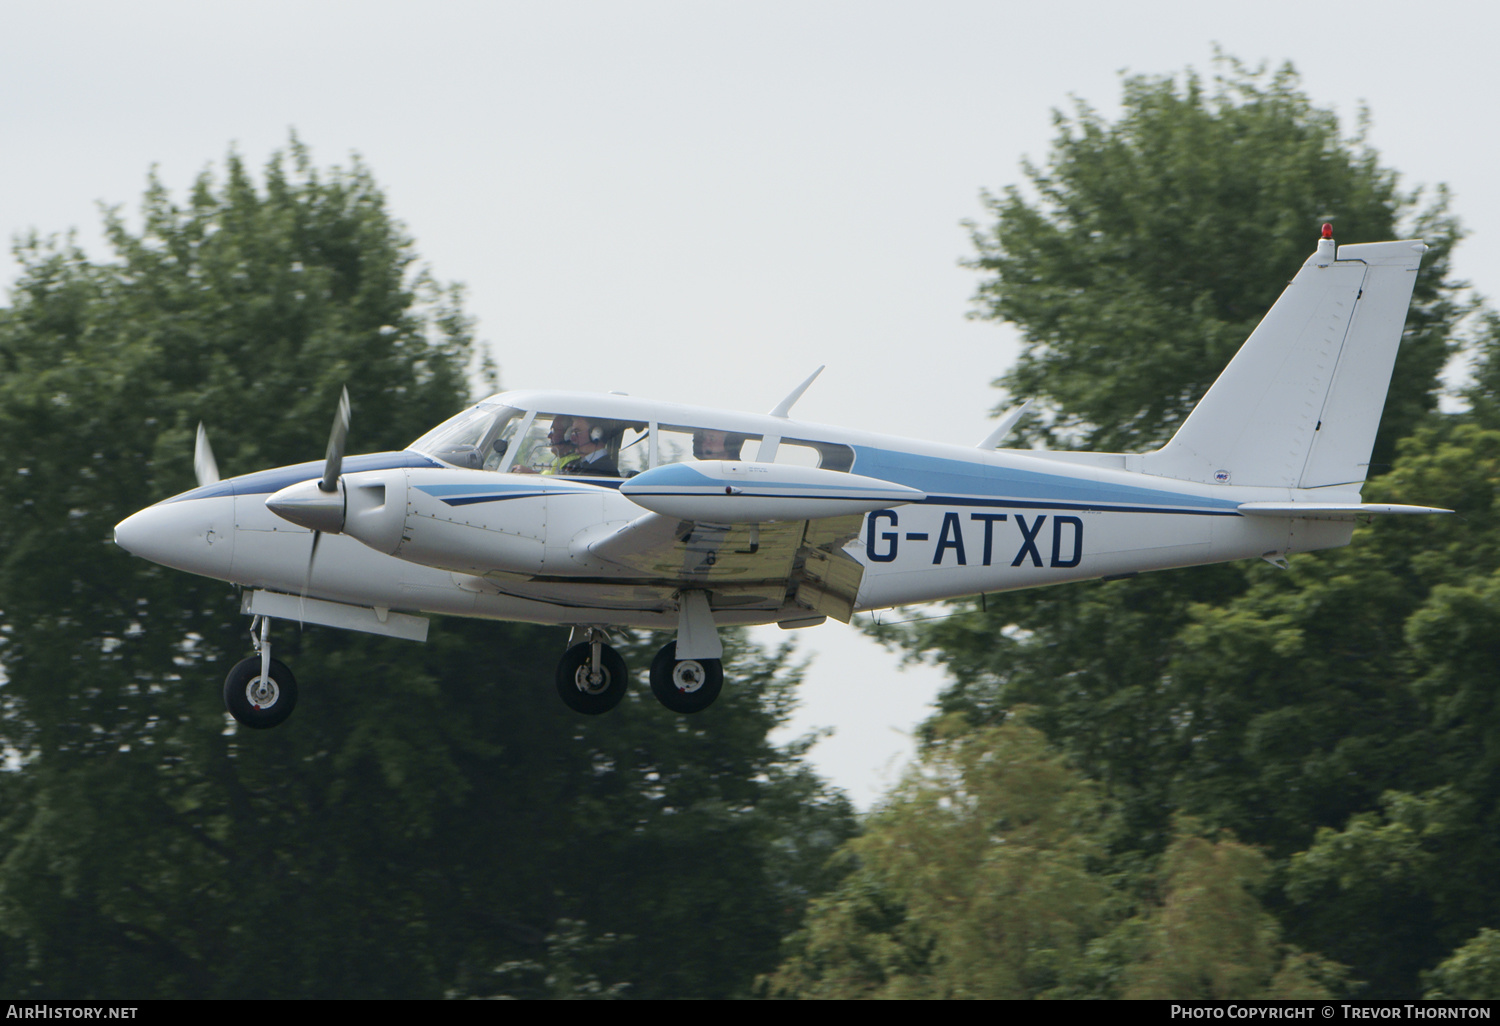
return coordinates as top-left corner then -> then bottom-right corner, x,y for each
542,452 -> 583,475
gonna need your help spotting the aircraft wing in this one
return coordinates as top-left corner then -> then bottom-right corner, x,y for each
554,459 -> 922,622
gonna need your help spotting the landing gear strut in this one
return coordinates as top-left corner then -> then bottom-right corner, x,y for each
649,641 -> 723,714
555,628 -> 628,715
224,615 -> 299,729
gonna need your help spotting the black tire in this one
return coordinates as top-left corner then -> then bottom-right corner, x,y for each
649,642 -> 723,714
555,643 -> 629,715
223,656 -> 299,729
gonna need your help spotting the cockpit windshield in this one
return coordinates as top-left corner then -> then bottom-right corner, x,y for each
409,403 -> 524,470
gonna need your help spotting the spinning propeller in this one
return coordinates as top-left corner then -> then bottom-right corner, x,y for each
194,423 -> 220,487
320,386 -> 351,497
306,386 -> 352,580
255,387 -> 354,608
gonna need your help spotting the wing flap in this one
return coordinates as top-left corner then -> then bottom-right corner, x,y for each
574,511 -> 867,621
578,512 -> 805,580
789,514 -> 866,623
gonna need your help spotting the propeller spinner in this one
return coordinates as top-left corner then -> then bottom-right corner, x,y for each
265,387 -> 352,536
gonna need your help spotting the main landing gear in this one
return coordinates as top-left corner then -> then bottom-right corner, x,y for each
224,615 -> 299,729
649,642 -> 723,714
553,629 -> 725,715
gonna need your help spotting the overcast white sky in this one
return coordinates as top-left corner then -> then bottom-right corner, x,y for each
5,1 -> 1497,808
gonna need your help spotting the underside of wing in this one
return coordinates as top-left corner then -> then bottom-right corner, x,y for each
565,511 -> 867,621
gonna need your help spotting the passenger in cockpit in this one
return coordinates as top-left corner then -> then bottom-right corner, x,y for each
541,416 -> 581,474
559,417 -> 620,477
693,429 -> 744,460
513,415 -> 582,474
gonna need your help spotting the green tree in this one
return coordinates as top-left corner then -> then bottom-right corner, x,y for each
969,56 -> 1462,462
765,717 -> 1336,999
0,142 -> 853,998
1121,825 -> 1343,999
765,716 -> 1115,999
1424,928 -> 1500,999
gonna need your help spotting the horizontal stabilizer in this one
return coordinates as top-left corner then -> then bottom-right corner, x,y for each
1237,502 -> 1452,520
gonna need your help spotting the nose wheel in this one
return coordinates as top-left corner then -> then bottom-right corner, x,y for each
555,630 -> 629,714
224,615 -> 299,729
649,641 -> 723,714
224,656 -> 299,729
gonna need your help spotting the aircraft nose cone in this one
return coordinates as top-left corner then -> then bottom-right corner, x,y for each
265,478 -> 345,534
114,496 -> 235,579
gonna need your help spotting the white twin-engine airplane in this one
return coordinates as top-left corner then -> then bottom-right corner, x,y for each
115,230 -> 1448,728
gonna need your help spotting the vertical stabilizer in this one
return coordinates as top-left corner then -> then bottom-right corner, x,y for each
1139,237 -> 1425,489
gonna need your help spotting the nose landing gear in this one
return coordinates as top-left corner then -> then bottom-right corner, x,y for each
555,627 -> 629,715
223,615 -> 299,729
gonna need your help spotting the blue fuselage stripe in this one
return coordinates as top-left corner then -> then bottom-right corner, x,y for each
849,445 -> 1241,514
914,495 -> 1242,516
158,451 -> 443,504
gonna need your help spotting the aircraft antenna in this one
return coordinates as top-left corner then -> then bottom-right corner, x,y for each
976,398 -> 1033,449
769,365 -> 825,418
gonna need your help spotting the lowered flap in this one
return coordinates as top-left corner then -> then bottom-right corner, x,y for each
577,513 -> 806,578
791,514 -> 866,623
572,510 -> 867,623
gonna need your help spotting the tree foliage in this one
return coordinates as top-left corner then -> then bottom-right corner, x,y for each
764,717 -> 1336,999
0,142 -> 853,998
970,56 -> 1463,463
1121,826 -> 1344,999
1423,928 -> 1500,1000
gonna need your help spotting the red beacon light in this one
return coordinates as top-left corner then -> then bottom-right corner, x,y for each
1315,223 -> 1337,265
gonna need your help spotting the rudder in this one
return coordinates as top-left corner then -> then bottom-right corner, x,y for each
1139,238 -> 1425,490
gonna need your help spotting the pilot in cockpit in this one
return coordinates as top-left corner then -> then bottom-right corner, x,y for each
558,417 -> 620,477
693,429 -> 744,461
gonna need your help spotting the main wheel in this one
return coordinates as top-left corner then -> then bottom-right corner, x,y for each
649,642 -> 723,714
555,643 -> 629,715
223,656 -> 299,729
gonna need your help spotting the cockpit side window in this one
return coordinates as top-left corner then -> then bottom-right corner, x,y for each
652,426 -> 853,472
507,413 -> 647,478
788,438 -> 855,472
657,425 -> 762,466
614,423 -> 651,477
